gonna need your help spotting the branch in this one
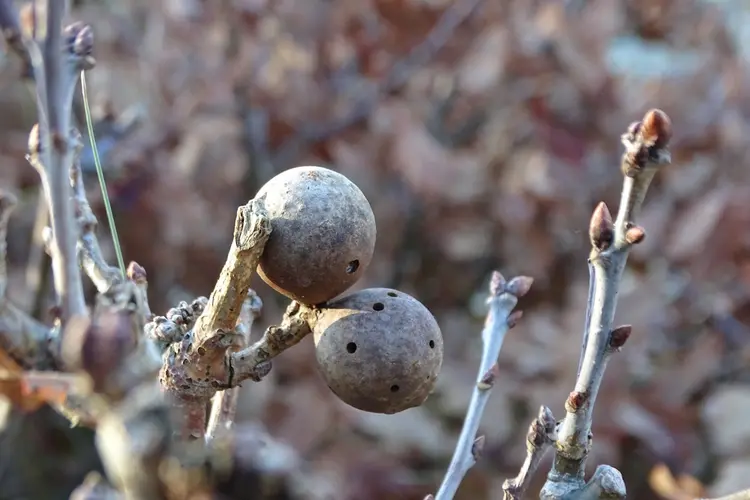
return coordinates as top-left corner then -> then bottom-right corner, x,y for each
502,406 -> 557,500
205,291 -> 263,442
432,272 -> 533,500
160,198 -> 272,439
24,7 -> 96,327
192,198 -> 271,352
228,300 -> 315,385
541,109 -> 672,499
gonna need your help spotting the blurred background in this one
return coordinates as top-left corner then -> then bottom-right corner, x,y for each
1,0 -> 750,498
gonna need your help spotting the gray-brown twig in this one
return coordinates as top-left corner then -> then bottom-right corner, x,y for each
26,3 -> 93,326
502,406 -> 557,500
205,291 -> 263,442
160,197 -> 271,439
70,129 -> 123,294
0,190 -> 53,369
540,109 -> 672,500
432,272 -> 533,500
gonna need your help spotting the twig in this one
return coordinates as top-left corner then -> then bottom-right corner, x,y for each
23,5 -> 96,327
0,190 -> 54,369
228,300 -> 316,385
205,291 -> 263,442
432,272 -> 533,500
160,198 -> 273,439
540,109 -> 672,500
502,406 -> 557,500
70,128 -> 123,294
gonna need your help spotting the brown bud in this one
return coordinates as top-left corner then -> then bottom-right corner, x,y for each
565,390 -> 588,413
640,109 -> 672,149
589,202 -> 614,251
126,261 -> 147,284
625,226 -> 646,245
471,435 -> 486,461
477,363 -> 499,390
609,325 -> 632,350
528,418 -> 547,448
72,24 -> 94,57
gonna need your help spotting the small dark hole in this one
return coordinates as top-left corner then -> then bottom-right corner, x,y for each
373,302 -> 385,311
429,340 -> 435,348
387,292 -> 398,297
346,260 -> 360,274
346,342 -> 357,353
390,385 -> 399,392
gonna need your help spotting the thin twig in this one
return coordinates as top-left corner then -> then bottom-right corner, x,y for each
70,129 -> 123,294
161,198 -> 272,439
541,109 -> 673,499
502,406 -> 557,500
205,291 -> 263,442
0,190 -> 54,369
37,0 -> 87,324
432,272 -> 533,500
229,300 -> 316,385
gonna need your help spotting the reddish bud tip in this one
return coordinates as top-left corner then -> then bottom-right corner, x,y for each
506,276 -> 534,298
565,390 -> 589,413
625,226 -> 646,245
478,363 -> 499,390
641,109 -> 672,149
126,261 -> 147,284
609,325 -> 632,349
589,202 -> 614,251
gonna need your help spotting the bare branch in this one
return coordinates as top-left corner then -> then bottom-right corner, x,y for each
23,6 -> 97,328
541,109 -> 672,499
205,291 -> 263,442
159,198 -> 271,439
433,272 -> 533,500
502,406 -> 557,500
229,300 -> 314,385
192,197 -> 271,351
